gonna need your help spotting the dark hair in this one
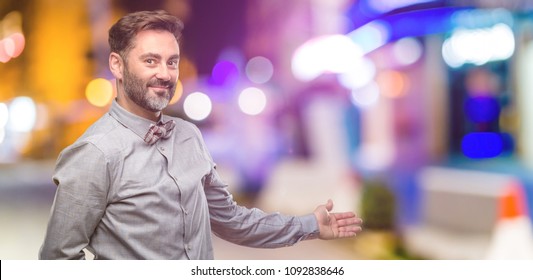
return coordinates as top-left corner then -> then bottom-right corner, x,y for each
108,10 -> 184,57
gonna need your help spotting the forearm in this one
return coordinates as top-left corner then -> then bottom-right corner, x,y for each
205,171 -> 319,247
39,189 -> 104,259
210,207 -> 319,248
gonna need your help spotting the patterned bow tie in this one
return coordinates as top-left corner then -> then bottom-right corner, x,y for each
144,119 -> 176,145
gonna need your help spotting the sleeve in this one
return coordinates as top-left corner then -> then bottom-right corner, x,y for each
39,142 -> 109,259
188,123 -> 319,248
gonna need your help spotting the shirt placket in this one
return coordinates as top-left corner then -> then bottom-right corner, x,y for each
156,141 -> 192,259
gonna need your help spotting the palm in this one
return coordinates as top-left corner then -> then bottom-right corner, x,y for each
313,199 -> 363,240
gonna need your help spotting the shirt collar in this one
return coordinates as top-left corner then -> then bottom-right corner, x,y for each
108,99 -> 174,141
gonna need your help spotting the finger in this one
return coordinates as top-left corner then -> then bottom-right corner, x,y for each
336,217 -> 363,227
337,231 -> 358,238
338,225 -> 363,233
331,211 -> 357,220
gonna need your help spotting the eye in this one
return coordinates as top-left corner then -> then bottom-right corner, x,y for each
168,60 -> 178,68
145,58 -> 156,64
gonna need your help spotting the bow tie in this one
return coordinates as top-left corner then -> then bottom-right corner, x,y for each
144,119 -> 176,145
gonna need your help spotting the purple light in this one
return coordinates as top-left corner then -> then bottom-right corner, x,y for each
464,96 -> 500,123
209,60 -> 239,87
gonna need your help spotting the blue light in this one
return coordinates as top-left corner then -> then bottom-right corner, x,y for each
346,6 -> 469,54
383,7 -> 462,41
461,132 -> 503,159
464,96 -> 500,123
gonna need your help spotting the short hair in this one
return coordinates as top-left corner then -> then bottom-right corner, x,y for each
108,10 -> 184,57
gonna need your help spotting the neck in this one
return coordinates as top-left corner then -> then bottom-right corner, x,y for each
116,89 -> 161,122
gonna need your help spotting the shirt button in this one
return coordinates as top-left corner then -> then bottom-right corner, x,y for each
159,147 -> 165,151
184,209 -> 189,215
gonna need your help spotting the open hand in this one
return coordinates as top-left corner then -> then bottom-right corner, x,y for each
313,199 -> 363,240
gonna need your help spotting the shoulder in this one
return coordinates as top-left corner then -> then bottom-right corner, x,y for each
59,114 -> 122,160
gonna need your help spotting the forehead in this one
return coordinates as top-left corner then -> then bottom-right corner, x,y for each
129,29 -> 180,57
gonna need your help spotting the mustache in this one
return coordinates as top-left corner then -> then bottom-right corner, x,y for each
147,79 -> 174,88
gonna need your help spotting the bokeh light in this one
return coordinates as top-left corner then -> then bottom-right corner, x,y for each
210,60 -> 239,87
2,37 -> 15,58
442,23 -> 515,68
490,23 -> 515,60
85,78 -> 114,107
7,96 -> 36,133
0,39 -> 11,63
350,81 -> 380,108
376,70 -> 409,98
0,11 -> 25,63
169,79 -> 184,105
7,32 -> 25,58
347,20 -> 390,54
464,96 -> 500,123
245,56 -> 274,84
462,132 -> 503,158
238,87 -> 267,116
183,91 -> 212,121
292,34 -> 364,81
465,68 -> 500,96
441,39 -> 462,68
337,56 -> 376,90
392,37 -> 423,66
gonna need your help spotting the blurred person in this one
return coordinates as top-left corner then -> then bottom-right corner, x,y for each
39,10 -> 362,260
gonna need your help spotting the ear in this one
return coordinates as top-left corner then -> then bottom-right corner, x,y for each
109,52 -> 124,80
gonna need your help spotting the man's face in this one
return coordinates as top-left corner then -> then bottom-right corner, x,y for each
121,30 -> 180,112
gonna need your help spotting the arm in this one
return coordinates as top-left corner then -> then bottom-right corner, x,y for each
39,142 -> 109,259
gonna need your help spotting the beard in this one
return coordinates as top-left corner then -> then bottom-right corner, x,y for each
122,66 -> 176,112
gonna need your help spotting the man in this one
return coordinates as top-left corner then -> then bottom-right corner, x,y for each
39,10 -> 362,260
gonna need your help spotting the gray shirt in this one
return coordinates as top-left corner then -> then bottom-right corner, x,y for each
39,100 -> 319,260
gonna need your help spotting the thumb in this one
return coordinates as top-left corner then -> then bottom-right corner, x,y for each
325,199 -> 333,212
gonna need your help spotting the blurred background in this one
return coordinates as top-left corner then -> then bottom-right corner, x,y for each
1,0 -> 533,260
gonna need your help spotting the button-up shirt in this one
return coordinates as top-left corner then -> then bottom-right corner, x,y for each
39,100 -> 319,260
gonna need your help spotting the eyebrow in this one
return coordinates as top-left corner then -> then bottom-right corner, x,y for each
139,53 -> 180,60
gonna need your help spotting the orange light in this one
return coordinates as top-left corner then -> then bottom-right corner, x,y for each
376,70 -> 409,98
85,78 -> 114,107
499,183 -> 527,219
169,79 -> 183,105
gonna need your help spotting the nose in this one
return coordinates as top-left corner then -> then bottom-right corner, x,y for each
156,65 -> 172,81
